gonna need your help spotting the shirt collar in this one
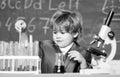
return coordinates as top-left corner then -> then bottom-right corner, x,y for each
59,43 -> 74,55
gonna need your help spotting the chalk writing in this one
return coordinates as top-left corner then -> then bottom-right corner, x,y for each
49,0 -> 57,10
102,0 -> 120,15
5,17 -> 12,31
0,16 -> 51,34
39,17 -> 50,34
69,0 -> 79,10
0,0 -> 80,10
0,0 -> 7,10
24,0 -> 33,9
16,17 -> 26,21
28,17 -> 36,33
33,0 -> 42,10
15,0 -> 21,9
8,0 -> 14,9
58,1 -> 66,10
0,0 -> 80,33
24,0 -> 42,10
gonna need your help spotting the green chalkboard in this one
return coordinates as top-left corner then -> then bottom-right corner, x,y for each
0,0 -> 120,59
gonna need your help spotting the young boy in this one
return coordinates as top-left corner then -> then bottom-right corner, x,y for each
39,10 -> 92,73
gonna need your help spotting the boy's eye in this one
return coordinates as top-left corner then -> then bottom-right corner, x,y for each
53,31 -> 57,34
61,31 -> 65,34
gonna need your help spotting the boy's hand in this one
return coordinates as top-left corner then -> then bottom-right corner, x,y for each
68,51 -> 87,69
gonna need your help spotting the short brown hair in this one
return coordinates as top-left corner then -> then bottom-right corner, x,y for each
50,9 -> 83,34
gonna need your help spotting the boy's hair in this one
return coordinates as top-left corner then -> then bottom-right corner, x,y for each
50,9 -> 83,35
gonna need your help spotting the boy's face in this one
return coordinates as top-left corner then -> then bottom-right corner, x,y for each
53,30 -> 76,48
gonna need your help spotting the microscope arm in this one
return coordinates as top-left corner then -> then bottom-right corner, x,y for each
104,35 -> 117,62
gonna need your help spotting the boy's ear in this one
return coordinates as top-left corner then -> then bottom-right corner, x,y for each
73,32 -> 79,38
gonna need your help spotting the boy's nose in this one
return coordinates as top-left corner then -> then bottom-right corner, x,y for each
56,33 -> 61,38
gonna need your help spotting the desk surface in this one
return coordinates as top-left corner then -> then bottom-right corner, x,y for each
0,73 -> 120,77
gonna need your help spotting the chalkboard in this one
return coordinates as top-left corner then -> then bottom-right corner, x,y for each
0,0 -> 120,59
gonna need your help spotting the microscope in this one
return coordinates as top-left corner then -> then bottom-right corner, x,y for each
80,9 -> 117,74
